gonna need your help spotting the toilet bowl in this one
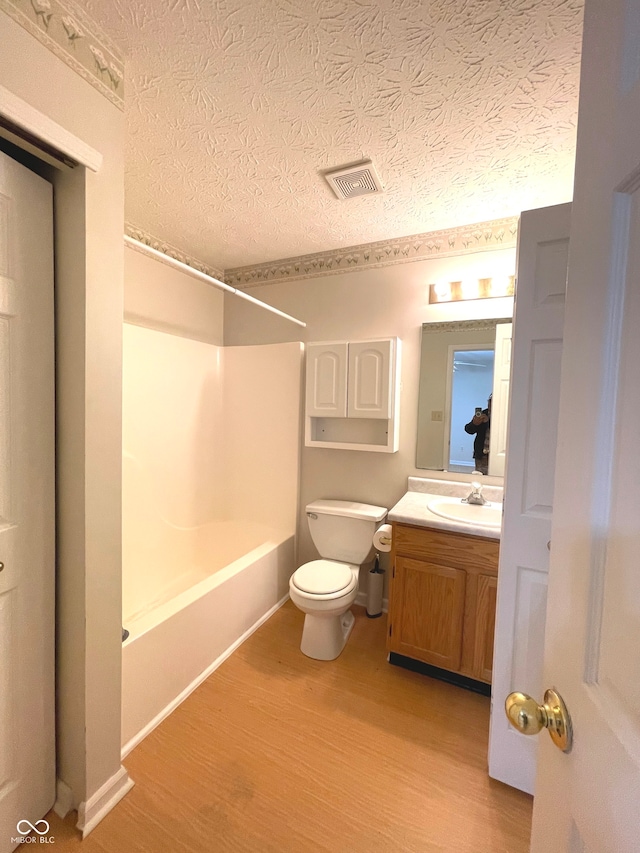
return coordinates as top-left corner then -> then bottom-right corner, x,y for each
289,560 -> 359,660
289,500 -> 387,660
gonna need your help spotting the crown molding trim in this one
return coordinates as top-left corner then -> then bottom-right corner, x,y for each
125,223 -> 225,283
224,216 -> 519,288
0,0 -> 124,110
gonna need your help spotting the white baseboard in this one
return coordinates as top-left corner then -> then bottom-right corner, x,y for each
121,593 -> 290,760
449,459 -> 475,469
76,765 -> 134,838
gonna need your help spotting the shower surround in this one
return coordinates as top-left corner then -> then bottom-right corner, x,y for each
121,323 -> 302,752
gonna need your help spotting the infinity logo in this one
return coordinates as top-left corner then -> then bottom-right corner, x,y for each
16,819 -> 50,836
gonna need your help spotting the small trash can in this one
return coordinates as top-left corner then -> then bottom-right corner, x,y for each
366,554 -> 385,618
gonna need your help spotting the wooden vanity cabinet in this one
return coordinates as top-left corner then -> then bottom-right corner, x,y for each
387,523 -> 499,685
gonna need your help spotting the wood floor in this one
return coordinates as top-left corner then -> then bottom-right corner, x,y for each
47,602 -> 532,852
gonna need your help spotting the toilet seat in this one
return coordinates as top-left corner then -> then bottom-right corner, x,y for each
291,560 -> 357,598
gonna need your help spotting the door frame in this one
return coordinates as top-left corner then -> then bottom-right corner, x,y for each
0,84 -> 132,833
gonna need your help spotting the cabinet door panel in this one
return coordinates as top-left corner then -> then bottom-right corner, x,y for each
306,342 -> 348,417
390,557 -> 466,671
473,574 -> 497,682
347,340 -> 391,419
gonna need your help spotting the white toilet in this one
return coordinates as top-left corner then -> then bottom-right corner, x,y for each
289,499 -> 387,660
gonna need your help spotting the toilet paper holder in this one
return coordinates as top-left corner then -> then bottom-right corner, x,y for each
373,523 -> 393,553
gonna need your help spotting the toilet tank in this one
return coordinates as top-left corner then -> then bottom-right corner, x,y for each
306,499 -> 387,565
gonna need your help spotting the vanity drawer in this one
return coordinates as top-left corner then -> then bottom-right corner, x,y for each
393,523 -> 499,573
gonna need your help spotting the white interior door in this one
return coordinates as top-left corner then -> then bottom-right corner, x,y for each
527,1 -> 640,848
0,151 -> 55,851
489,203 -> 571,793
488,321 -> 512,478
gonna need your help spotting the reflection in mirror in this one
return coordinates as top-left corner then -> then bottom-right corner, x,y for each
450,348 -> 494,473
416,319 -> 512,476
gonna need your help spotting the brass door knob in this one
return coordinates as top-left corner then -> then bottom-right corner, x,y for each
505,687 -> 573,753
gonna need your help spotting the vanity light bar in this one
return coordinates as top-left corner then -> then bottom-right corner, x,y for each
428,275 -> 515,304
124,235 -> 307,328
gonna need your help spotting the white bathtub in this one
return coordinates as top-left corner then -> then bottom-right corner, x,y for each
121,520 -> 295,755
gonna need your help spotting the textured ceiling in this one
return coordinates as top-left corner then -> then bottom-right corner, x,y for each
84,0 -> 583,271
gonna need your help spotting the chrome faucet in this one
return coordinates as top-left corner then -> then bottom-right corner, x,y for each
464,481 -> 487,505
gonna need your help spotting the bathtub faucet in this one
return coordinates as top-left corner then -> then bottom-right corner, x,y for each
464,481 -> 487,505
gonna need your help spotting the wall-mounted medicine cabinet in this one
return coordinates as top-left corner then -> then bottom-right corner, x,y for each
305,337 -> 401,452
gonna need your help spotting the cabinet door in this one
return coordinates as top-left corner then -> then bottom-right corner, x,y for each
389,557 -> 466,671
347,339 -> 392,419
473,573 -> 497,683
305,342 -> 348,417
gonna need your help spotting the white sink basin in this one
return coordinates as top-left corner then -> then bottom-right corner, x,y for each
427,497 -> 502,529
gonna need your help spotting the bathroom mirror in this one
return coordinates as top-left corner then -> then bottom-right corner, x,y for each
416,318 -> 512,475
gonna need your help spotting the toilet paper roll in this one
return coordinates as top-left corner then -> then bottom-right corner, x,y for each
373,523 -> 393,553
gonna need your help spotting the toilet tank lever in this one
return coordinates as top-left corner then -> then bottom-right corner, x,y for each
307,512 -> 318,520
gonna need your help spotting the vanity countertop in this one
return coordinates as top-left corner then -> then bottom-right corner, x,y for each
388,477 -> 503,540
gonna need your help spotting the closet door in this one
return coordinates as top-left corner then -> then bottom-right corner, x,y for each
0,151 -> 55,850
347,339 -> 392,419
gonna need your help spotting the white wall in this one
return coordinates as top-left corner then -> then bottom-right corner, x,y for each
224,249 -> 515,568
125,247 -> 224,345
0,11 -> 125,809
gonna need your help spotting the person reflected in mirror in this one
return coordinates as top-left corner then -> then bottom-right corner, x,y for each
465,394 -> 492,475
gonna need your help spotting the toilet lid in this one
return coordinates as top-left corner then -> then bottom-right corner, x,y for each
293,560 -> 353,595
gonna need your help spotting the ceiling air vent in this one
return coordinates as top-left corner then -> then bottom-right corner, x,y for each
323,160 -> 384,199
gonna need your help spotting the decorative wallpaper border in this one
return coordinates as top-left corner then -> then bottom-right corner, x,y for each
126,216 -> 519,291
0,0 -> 124,109
125,223 -> 225,283
225,216 -> 519,288
421,319 -> 511,334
